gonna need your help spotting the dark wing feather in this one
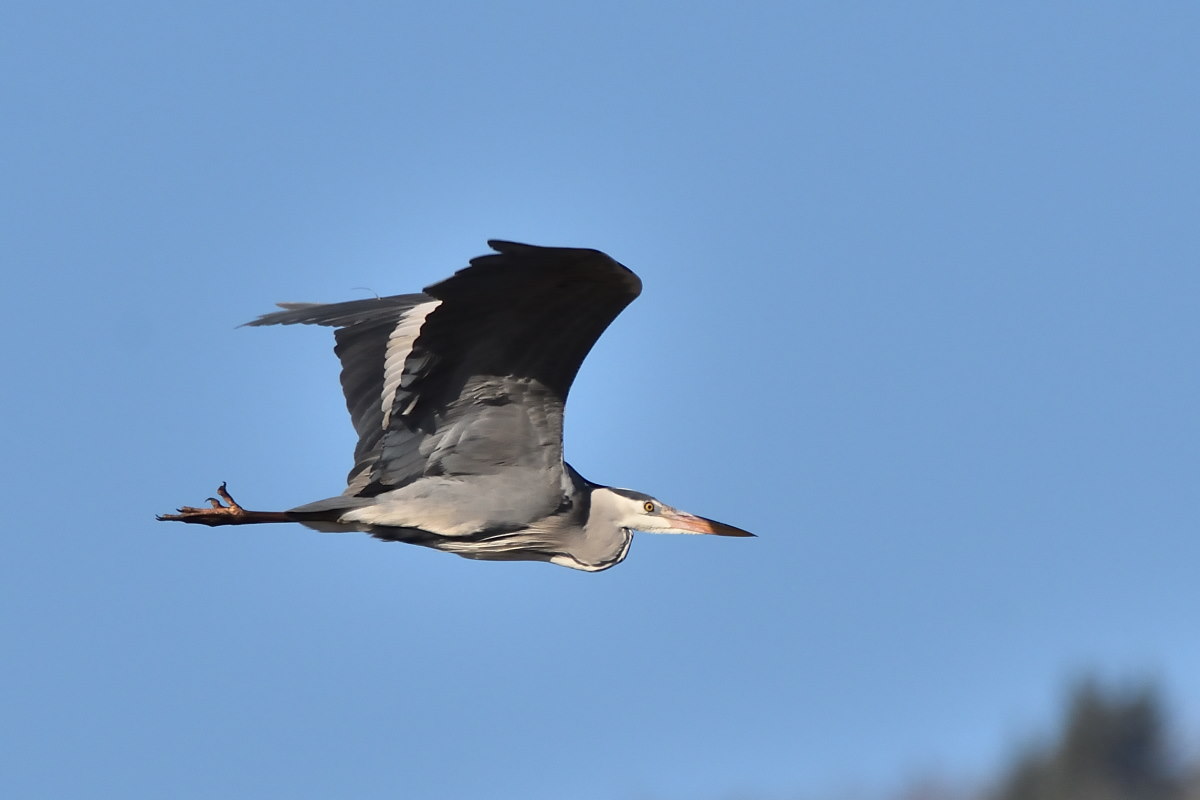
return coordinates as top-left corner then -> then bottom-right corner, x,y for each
364,241 -> 640,495
246,241 -> 641,500
422,240 -> 642,401
245,293 -> 433,490
420,241 -> 643,407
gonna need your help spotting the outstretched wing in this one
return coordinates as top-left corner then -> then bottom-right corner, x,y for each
246,240 -> 642,498
245,293 -> 437,493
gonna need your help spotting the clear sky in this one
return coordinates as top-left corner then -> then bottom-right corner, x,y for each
3,3 -> 1197,799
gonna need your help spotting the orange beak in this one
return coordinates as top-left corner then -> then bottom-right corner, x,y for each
663,510 -> 756,537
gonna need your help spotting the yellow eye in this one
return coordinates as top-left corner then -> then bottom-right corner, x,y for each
643,501 -> 655,513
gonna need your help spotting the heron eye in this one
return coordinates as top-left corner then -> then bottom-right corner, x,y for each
643,501 -> 655,513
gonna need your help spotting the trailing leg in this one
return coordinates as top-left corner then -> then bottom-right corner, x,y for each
157,482 -> 294,526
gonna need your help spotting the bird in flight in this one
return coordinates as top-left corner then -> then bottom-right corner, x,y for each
159,240 -> 753,571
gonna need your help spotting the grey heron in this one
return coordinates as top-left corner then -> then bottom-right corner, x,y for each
159,240 -> 754,571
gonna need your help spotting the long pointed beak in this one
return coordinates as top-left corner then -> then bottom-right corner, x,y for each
663,510 -> 756,537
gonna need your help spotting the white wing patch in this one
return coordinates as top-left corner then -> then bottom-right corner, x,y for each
380,300 -> 439,428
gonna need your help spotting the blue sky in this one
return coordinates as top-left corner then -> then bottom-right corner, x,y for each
3,3 -> 1198,798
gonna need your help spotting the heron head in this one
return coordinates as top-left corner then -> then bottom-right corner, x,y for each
594,487 -> 755,538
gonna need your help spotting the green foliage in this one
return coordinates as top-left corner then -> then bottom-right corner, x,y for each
991,679 -> 1181,800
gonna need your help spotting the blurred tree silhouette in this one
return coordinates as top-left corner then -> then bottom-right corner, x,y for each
697,679 -> 1200,800
990,679 -> 1182,800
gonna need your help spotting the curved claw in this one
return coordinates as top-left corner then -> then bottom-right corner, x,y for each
157,484 -> 293,526
157,484 -> 248,525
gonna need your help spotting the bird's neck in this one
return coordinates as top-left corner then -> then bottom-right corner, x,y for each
572,486 -> 634,569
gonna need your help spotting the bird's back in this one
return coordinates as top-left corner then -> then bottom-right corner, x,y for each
246,241 -> 642,538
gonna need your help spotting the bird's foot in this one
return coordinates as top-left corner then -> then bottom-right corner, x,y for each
158,482 -> 252,526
